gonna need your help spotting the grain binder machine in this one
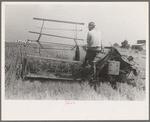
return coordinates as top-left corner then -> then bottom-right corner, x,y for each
17,18 -> 138,85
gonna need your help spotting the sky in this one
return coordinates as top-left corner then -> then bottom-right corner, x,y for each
4,2 -> 148,46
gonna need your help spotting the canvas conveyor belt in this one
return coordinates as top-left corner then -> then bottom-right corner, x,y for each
25,55 -> 110,81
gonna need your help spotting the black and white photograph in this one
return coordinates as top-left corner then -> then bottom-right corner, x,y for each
2,2 -> 149,120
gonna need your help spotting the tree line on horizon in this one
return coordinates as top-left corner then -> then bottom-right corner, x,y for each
113,39 -> 130,49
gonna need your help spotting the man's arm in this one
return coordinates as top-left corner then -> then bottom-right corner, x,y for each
87,32 -> 91,44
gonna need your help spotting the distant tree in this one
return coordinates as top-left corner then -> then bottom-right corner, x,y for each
113,43 -> 119,47
121,40 -> 130,49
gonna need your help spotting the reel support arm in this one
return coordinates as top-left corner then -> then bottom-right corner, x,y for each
29,31 -> 84,41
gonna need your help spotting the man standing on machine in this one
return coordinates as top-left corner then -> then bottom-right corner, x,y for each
83,22 -> 102,67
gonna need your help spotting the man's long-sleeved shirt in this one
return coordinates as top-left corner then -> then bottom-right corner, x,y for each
87,28 -> 101,48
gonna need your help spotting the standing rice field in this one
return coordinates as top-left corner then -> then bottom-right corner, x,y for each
5,42 -> 146,100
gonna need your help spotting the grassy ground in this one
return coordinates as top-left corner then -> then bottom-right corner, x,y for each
5,42 -> 146,100
5,76 -> 145,100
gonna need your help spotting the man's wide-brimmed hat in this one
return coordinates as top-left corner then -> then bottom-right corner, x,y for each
88,22 -> 96,28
